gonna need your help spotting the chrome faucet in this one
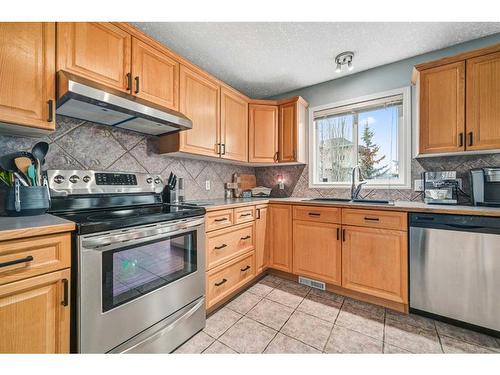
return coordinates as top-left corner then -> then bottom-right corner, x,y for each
351,166 -> 367,200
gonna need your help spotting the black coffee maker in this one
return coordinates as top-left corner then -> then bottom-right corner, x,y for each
470,167 -> 500,206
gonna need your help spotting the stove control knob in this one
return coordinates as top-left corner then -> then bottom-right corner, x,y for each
146,177 -> 153,184
54,175 -> 65,184
83,175 -> 91,183
69,175 -> 80,183
154,178 -> 161,184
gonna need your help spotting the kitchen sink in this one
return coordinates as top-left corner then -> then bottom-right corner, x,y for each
306,198 -> 352,202
352,199 -> 393,205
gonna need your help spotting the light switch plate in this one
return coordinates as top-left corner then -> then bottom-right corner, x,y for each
205,180 -> 210,190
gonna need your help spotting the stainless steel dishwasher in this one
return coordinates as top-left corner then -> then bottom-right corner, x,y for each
410,212 -> 500,334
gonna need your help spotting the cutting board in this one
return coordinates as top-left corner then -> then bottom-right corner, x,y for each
239,174 -> 256,190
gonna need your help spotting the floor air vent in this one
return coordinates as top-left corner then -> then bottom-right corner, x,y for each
298,276 -> 326,290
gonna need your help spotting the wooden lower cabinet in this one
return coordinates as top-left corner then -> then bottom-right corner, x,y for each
268,204 -> 292,272
206,251 -> 255,309
255,204 -> 269,274
293,220 -> 342,285
0,269 -> 70,353
341,225 -> 408,304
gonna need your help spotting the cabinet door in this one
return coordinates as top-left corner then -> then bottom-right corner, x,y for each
419,62 -> 465,154
466,51 -> 500,151
220,87 -> 248,162
278,102 -> 297,162
178,65 -> 220,157
342,226 -> 407,304
249,104 -> 278,163
0,269 -> 70,353
268,205 -> 292,272
293,220 -> 342,285
57,22 -> 131,92
0,22 -> 55,131
255,205 -> 269,274
131,37 -> 179,110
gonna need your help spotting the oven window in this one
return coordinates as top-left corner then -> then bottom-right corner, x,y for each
101,231 -> 197,312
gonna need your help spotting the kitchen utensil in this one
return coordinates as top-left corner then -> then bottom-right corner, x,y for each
167,172 -> 174,188
28,165 -> 37,186
32,142 -> 49,185
13,172 -> 29,187
239,174 -> 257,190
14,156 -> 33,185
171,175 -> 177,189
0,171 -> 12,187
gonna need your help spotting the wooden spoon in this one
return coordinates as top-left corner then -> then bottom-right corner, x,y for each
14,157 -> 33,186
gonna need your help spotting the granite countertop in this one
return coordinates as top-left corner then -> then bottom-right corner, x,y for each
0,214 -> 75,241
187,197 -> 500,217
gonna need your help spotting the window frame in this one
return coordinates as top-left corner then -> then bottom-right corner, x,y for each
308,86 -> 411,189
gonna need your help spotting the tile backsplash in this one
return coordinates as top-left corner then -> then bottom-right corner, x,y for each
0,116 -> 254,211
2,116 -> 500,210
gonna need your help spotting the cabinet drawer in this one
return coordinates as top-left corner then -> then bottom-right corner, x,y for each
342,209 -> 407,231
206,252 -> 255,308
206,222 -> 255,270
206,209 -> 234,232
293,205 -> 341,224
234,206 -> 256,224
0,233 -> 71,285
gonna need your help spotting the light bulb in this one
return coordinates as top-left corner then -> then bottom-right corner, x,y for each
347,60 -> 353,71
335,63 -> 342,73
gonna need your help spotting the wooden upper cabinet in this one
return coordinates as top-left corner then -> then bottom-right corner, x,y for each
268,204 -> 292,273
131,37 -> 179,110
57,22 -> 131,92
466,51 -> 500,151
342,226 -> 408,304
0,269 -> 70,353
220,87 -> 248,162
278,101 -> 297,162
0,22 -> 55,133
176,65 -> 220,157
419,61 -> 465,154
249,104 -> 278,163
293,220 -> 342,286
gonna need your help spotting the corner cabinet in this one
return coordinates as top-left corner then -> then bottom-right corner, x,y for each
0,22 -> 55,135
268,204 -> 293,272
278,97 -> 308,163
57,22 -> 131,92
414,43 -> 500,155
249,104 -> 279,163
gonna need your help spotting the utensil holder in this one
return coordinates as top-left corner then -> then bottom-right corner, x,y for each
5,182 -> 50,216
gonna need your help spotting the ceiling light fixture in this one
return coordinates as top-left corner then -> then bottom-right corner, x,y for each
334,51 -> 355,73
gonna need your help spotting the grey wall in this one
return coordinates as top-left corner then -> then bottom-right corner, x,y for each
256,33 -> 500,202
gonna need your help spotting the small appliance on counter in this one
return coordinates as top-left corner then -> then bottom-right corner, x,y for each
423,171 -> 459,205
470,167 -> 500,207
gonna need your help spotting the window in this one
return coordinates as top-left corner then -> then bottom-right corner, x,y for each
309,87 -> 410,188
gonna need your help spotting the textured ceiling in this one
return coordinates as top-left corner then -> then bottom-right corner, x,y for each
132,22 -> 500,98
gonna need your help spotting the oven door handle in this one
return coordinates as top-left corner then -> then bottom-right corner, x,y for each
82,217 -> 205,250
120,298 -> 205,353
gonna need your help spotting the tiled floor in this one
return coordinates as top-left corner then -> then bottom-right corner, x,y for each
175,275 -> 500,354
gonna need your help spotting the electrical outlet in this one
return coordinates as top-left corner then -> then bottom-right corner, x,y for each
205,180 -> 210,190
414,179 -> 424,192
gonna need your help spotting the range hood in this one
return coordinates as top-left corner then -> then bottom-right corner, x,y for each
56,71 -> 192,136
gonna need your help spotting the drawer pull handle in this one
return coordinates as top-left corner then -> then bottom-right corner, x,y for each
240,265 -> 251,272
240,235 -> 251,240
308,212 -> 321,216
0,255 -> 34,268
364,217 -> 380,221
214,244 -> 227,250
215,278 -> 227,287
240,213 -> 252,217
62,279 -> 69,307
47,100 -> 54,122
214,218 -> 228,222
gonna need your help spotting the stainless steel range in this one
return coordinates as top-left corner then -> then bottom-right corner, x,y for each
47,169 -> 206,353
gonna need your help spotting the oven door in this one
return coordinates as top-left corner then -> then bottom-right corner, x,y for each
77,217 -> 205,353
